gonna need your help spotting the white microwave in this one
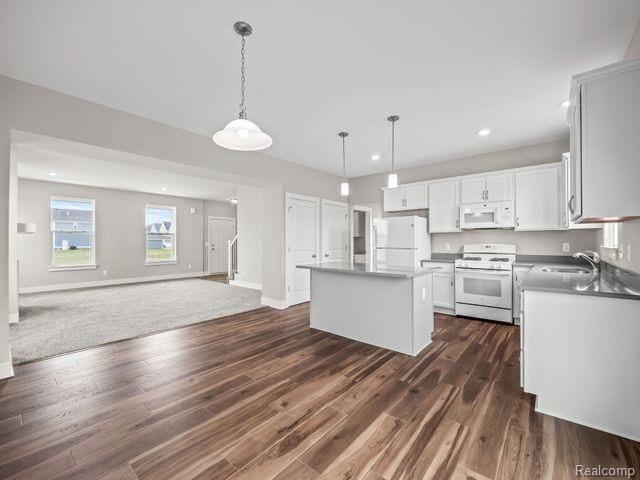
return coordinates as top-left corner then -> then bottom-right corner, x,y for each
460,201 -> 514,229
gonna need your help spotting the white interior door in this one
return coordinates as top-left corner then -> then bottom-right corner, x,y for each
208,217 -> 236,274
321,200 -> 349,262
286,194 -> 320,306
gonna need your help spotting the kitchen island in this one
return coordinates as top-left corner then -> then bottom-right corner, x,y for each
297,262 -> 439,356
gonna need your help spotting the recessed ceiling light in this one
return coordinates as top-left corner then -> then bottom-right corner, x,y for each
477,128 -> 491,137
48,172 -> 57,176
229,198 -> 238,204
559,99 -> 571,108
161,187 -> 168,191
371,153 -> 381,161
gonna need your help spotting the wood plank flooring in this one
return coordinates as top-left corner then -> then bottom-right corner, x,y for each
0,304 -> 638,479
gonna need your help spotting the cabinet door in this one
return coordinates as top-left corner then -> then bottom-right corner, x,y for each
428,180 -> 460,232
383,188 -> 405,212
515,167 -> 562,230
486,173 -> 514,202
460,177 -> 485,204
404,184 -> 428,210
568,90 -> 583,220
433,272 -> 455,309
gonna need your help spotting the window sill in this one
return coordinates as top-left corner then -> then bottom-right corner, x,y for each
49,264 -> 98,272
145,260 -> 178,266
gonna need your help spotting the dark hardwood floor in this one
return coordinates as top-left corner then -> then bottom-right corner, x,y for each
0,304 -> 638,479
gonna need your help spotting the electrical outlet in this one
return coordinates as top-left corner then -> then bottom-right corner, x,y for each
444,242 -> 451,251
102,269 -> 108,276
628,244 -> 632,262
190,207 -> 196,214
188,264 -> 192,270
562,243 -> 570,253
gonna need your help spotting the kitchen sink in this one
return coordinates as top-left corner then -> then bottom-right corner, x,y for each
540,266 -> 593,274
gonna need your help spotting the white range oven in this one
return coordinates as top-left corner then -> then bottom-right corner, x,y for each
454,243 -> 516,323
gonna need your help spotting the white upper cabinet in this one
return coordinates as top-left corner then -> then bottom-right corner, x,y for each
460,173 -> 513,204
568,59 -> 640,222
383,188 -> 406,212
428,180 -> 460,232
460,177 -> 485,204
404,184 -> 429,210
485,173 -> 514,202
382,183 -> 428,212
515,165 -> 564,231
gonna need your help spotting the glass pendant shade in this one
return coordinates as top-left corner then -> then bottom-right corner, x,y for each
387,173 -> 398,189
340,182 -> 350,196
212,118 -> 272,151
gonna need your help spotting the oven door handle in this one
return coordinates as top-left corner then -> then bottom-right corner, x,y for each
455,268 -> 512,276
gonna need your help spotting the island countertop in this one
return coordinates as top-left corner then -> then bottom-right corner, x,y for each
296,262 -> 441,278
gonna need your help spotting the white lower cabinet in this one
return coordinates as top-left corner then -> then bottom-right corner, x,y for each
423,262 -> 455,312
522,290 -> 640,441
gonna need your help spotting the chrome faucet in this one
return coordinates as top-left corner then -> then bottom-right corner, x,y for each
572,251 -> 600,273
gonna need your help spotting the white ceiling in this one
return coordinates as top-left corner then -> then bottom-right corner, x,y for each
1,1 -> 639,177
13,140 -> 239,202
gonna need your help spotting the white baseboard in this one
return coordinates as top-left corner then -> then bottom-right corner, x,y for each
19,271 -> 206,294
229,280 -> 262,291
0,355 -> 14,380
8,312 -> 19,324
261,296 -> 288,309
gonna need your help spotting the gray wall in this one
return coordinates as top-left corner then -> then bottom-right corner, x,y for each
350,139 -> 598,255
17,179 -> 205,288
0,74 -> 343,369
235,186 -> 264,287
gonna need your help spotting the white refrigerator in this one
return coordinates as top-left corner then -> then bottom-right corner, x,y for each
374,216 -> 431,269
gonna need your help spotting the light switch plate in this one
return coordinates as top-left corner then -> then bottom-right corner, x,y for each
562,243 -> 570,252
190,207 -> 196,214
444,242 -> 451,251
628,245 -> 632,262
422,287 -> 426,300
103,269 -> 108,276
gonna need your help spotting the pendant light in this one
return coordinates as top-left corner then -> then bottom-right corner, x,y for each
338,131 -> 350,196
387,115 -> 399,188
212,22 -> 272,151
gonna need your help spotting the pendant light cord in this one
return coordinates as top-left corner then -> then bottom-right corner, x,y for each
239,35 -> 247,119
342,135 -> 346,178
391,119 -> 395,174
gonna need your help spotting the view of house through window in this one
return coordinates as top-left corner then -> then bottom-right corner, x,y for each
603,222 -> 620,249
145,205 -> 176,263
50,197 -> 95,267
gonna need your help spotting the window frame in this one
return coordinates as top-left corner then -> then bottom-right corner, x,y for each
602,222 -> 620,250
145,204 -> 178,265
49,196 -> 97,271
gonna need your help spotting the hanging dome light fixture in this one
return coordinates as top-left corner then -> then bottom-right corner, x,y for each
387,115 -> 399,188
213,22 -> 273,151
338,131 -> 350,196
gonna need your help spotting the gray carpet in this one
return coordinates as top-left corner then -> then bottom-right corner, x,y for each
11,278 -> 262,364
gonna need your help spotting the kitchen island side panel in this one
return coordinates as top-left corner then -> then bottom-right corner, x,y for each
309,269 -> 418,355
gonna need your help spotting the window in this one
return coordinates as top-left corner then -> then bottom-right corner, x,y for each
603,222 -> 620,249
50,197 -> 95,269
145,205 -> 176,264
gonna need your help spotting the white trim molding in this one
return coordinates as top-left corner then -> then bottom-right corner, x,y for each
19,271 -> 206,294
0,355 -> 15,380
229,279 -> 262,291
261,297 -> 288,310
9,312 -> 19,324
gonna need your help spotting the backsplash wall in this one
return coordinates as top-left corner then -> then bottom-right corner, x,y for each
431,229 -> 598,255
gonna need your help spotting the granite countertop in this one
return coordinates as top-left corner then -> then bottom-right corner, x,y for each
519,262 -> 640,301
296,262 -> 441,278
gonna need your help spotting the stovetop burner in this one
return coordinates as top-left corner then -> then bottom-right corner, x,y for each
490,257 -> 509,262
463,256 -> 482,261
